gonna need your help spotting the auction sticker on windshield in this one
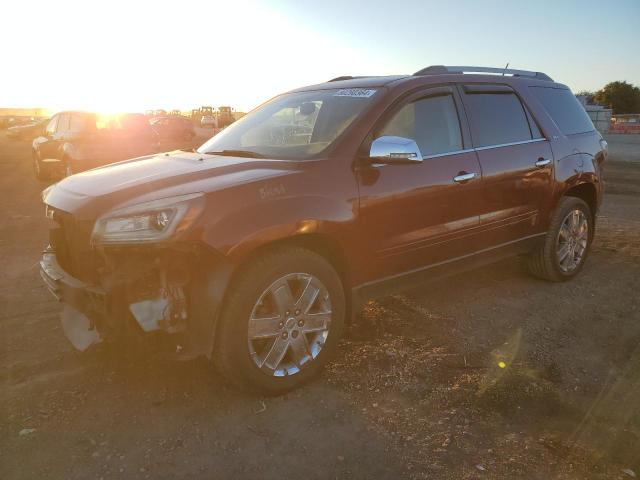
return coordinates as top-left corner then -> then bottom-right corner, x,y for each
333,89 -> 377,98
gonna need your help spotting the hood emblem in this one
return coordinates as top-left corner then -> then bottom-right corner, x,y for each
259,184 -> 286,201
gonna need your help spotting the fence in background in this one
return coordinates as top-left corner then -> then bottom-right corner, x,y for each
610,114 -> 640,134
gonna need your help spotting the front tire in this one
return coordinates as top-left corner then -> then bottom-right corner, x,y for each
213,247 -> 345,395
528,196 -> 593,282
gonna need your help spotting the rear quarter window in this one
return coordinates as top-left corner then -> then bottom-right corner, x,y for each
530,87 -> 595,135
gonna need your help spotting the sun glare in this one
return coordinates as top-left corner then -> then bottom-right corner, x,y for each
2,0 -> 382,115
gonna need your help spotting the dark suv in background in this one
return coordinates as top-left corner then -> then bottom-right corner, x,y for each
40,65 -> 606,394
32,112 -> 159,179
149,115 -> 196,142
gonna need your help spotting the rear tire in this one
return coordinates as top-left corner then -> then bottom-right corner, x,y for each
528,196 -> 593,282
213,247 -> 345,395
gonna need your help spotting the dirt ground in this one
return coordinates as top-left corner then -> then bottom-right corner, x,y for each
1,133 -> 639,480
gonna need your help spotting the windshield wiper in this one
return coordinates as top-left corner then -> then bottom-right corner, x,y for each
202,149 -> 264,158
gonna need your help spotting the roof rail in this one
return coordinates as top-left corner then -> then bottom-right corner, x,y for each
413,65 -> 553,82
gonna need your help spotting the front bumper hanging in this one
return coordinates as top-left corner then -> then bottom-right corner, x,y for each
40,248 -> 105,350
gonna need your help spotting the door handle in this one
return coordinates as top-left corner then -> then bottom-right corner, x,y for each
453,172 -> 477,183
535,158 -> 551,168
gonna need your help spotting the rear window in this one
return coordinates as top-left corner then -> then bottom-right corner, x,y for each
462,92 -> 533,147
530,87 -> 595,135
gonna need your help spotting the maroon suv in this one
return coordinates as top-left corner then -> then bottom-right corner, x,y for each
41,66 -> 607,394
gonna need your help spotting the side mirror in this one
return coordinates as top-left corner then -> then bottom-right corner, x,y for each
369,136 -> 423,164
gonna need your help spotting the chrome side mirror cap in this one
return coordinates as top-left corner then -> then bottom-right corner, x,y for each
369,136 -> 423,164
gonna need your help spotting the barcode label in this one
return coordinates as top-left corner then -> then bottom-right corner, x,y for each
333,89 -> 377,98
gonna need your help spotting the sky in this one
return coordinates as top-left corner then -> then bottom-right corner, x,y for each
2,0 -> 639,113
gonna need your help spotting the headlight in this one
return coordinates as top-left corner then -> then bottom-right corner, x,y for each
91,192 -> 205,245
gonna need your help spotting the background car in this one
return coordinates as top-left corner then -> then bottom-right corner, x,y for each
1,115 -> 36,130
150,115 -> 196,141
6,118 -> 49,140
32,111 -> 160,179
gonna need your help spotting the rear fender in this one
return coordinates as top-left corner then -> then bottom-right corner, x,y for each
554,152 -> 602,218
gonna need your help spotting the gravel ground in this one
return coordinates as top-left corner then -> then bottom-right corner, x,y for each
1,133 -> 639,479
604,134 -> 640,162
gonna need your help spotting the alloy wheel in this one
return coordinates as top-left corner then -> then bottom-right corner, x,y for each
248,273 -> 332,377
556,209 -> 589,273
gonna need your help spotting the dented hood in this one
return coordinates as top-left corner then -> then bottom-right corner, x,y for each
43,150 -> 295,219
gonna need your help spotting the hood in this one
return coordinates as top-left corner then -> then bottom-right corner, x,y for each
44,151 -> 296,219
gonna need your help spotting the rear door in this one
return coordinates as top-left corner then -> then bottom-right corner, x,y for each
459,84 -> 554,246
34,115 -> 58,160
357,86 -> 484,279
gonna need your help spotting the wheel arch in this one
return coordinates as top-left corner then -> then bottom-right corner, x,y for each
231,232 -> 351,289
218,232 -> 354,339
563,182 -> 598,221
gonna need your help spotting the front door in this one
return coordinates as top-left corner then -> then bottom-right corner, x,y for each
356,86 -> 484,281
37,114 -> 65,161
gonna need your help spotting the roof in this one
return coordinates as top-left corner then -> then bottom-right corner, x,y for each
290,66 -> 563,94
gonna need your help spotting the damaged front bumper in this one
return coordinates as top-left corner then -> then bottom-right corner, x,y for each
40,248 -> 105,309
40,247 -> 188,351
40,244 -> 230,357
40,248 -> 106,350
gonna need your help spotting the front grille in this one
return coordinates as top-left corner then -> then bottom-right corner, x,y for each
47,207 -> 101,283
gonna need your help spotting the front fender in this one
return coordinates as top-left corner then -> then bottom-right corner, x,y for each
203,194 -> 356,265
61,142 -> 78,161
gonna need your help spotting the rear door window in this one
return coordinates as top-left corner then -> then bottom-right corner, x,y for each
378,94 -> 463,156
462,90 -> 534,147
530,86 -> 595,135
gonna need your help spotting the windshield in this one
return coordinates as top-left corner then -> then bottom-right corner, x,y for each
197,88 -> 378,159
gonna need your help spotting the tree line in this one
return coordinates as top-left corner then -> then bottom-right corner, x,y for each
577,81 -> 640,115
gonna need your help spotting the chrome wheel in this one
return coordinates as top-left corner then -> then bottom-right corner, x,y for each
556,209 -> 589,273
248,273 -> 332,377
